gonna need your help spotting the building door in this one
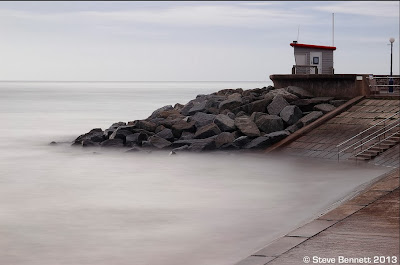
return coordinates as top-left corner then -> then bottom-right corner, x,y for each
310,52 -> 322,74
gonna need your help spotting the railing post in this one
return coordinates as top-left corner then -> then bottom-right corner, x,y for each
292,66 -> 295,75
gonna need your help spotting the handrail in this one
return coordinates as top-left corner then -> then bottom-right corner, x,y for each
338,118 -> 400,154
352,121 -> 399,151
354,129 -> 400,157
336,111 -> 399,148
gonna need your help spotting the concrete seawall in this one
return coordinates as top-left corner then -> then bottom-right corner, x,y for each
270,74 -> 371,99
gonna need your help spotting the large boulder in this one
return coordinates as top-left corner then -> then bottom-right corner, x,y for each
234,116 -> 261,137
292,97 -> 334,112
109,129 -> 132,143
244,136 -> 272,149
129,120 -> 157,132
298,111 -> 324,127
267,89 -> 299,103
219,93 -> 243,111
233,98 -> 272,115
74,128 -> 104,145
194,123 -> 221,139
285,122 -> 303,134
267,95 -> 290,115
285,86 -> 313,98
148,105 -> 173,119
214,132 -> 235,148
265,130 -> 290,144
158,109 -> 181,119
171,120 -> 196,138
250,112 -> 266,122
188,101 -> 208,115
214,114 -> 236,132
125,132 -> 147,147
100,139 -> 124,148
280,105 -> 303,126
254,115 -> 284,134
190,112 -> 216,129
314,104 -> 336,114
156,128 -> 174,141
147,135 -> 172,149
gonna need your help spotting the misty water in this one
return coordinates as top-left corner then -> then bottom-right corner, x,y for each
0,82 -> 388,265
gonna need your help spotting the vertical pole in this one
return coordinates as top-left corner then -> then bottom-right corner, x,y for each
390,42 -> 393,76
332,13 -> 335,74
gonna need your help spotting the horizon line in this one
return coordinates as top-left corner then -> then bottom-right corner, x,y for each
0,80 -> 270,83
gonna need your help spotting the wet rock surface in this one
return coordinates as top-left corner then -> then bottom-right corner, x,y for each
72,85 -> 345,152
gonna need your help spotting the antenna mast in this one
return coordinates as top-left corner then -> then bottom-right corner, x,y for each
332,13 -> 335,46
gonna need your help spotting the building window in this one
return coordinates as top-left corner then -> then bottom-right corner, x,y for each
313,57 -> 319,64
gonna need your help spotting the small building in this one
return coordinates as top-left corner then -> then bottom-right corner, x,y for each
290,41 -> 336,75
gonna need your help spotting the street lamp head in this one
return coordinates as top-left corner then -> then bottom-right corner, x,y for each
389,37 -> 395,43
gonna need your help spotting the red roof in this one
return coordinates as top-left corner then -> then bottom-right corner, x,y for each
290,43 -> 336,50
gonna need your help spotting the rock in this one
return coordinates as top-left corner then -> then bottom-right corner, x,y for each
194,123 -> 221,139
250,112 -> 266,122
285,123 -> 302,134
156,128 -> 174,141
147,135 -> 172,149
214,114 -> 236,132
215,88 -> 243,96
247,98 -> 272,113
232,136 -> 251,147
234,117 -> 260,137
219,93 -> 243,111
188,138 -> 216,152
180,101 -> 195,116
49,141 -> 57,145
298,111 -> 324,127
172,135 -> 218,148
330,99 -> 347,107
314,104 -> 336,114
267,95 -> 290,115
267,89 -> 299,103
174,103 -> 184,111
109,129 -> 132,143
171,120 -> 196,138
254,115 -> 284,134
131,120 -> 157,132
158,109 -> 181,119
74,128 -> 104,145
125,133 -> 147,147
155,125 -> 166,134
264,130 -> 290,144
180,131 -> 194,140
236,111 -> 248,117
148,105 -> 173,119
100,139 -> 124,148
285,86 -> 313,98
244,136 -> 272,149
219,143 -> 240,150
214,132 -> 235,148
190,112 -> 216,128
188,101 -> 208,115
280,105 -> 303,126
82,140 -> 96,147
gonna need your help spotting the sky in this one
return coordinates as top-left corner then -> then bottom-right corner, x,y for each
0,1 -> 398,81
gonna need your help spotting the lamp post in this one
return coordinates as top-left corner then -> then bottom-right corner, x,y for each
389,37 -> 395,93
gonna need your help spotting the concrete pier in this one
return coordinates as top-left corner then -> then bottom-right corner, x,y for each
235,168 -> 399,265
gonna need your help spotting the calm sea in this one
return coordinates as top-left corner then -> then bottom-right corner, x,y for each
0,81 -> 387,265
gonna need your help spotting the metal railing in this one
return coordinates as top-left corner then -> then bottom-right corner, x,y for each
336,111 -> 400,160
368,76 -> 400,94
353,121 -> 400,158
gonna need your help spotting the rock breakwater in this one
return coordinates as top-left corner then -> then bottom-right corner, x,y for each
72,86 -> 347,153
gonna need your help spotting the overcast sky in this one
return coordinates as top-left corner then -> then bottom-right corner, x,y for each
0,1 -> 398,81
